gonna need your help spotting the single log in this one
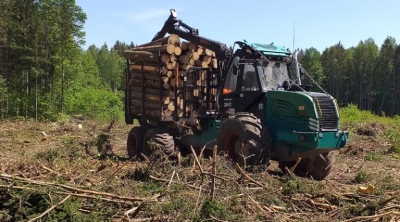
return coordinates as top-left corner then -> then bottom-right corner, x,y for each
197,46 -> 204,55
161,76 -> 169,83
189,59 -> 196,65
130,64 -> 159,73
180,42 -> 188,51
178,54 -> 190,64
131,100 -> 162,110
188,43 -> 197,52
170,54 -> 178,63
130,79 -> 160,89
180,64 -> 192,70
202,55 -> 212,64
166,62 -> 177,70
161,66 -> 168,75
164,110 -> 173,117
210,59 -> 218,69
131,44 -> 165,52
174,47 -> 182,56
123,50 -> 159,64
163,82 -> 171,90
166,70 -> 174,78
204,48 -> 213,56
135,36 -> 168,48
193,88 -> 199,97
162,96 -> 171,105
131,86 -> 169,96
130,71 -> 161,81
186,51 -> 200,61
168,34 -> 180,45
166,44 -> 176,54
167,101 -> 175,111
131,91 -> 163,103
161,54 -> 170,63
201,62 -> 209,68
195,60 -> 202,67
169,78 -> 176,88
130,107 -> 161,118
168,91 -> 175,99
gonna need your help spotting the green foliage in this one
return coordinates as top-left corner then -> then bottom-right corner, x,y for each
353,169 -> 371,183
364,151 -> 383,161
195,198 -> 228,221
280,174 -> 325,195
65,87 -> 124,122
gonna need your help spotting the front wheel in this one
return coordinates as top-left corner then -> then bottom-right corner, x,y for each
217,112 -> 271,166
278,151 -> 336,180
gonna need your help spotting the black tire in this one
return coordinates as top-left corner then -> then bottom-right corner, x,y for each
278,151 -> 336,180
305,151 -> 336,180
142,128 -> 176,160
217,112 -> 271,166
127,127 -> 146,158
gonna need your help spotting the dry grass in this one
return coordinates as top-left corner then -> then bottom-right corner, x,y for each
0,117 -> 399,221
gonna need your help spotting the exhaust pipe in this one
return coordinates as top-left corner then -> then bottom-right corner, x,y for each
293,51 -> 302,85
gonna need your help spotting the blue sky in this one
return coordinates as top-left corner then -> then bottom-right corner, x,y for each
76,0 -> 400,53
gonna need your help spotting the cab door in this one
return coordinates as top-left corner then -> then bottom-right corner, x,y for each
219,58 -> 265,118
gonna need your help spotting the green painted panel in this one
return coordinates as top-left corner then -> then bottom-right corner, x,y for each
178,120 -> 219,149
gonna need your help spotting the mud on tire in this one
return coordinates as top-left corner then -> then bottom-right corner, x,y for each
217,112 -> 271,166
142,128 -> 176,160
127,127 -> 146,158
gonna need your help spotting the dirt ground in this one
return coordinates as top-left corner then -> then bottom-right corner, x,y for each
0,117 -> 399,221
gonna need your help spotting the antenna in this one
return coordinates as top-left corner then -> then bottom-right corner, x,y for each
292,21 -> 295,52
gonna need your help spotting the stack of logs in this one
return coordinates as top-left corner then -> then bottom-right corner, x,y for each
122,34 -> 219,118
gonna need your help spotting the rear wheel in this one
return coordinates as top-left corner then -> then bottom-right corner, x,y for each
278,151 -> 336,180
217,112 -> 271,166
142,128 -> 176,160
127,127 -> 146,158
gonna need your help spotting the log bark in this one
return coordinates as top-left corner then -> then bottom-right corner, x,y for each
130,100 -> 162,110
130,79 -> 159,88
201,55 -> 212,64
180,42 -> 188,51
135,36 -> 168,48
131,91 -> 161,103
188,43 -> 197,52
123,51 -> 159,64
131,86 -> 169,96
178,54 -> 190,64
130,107 -> 161,118
130,64 -> 159,73
130,72 -> 161,81
161,54 -> 170,63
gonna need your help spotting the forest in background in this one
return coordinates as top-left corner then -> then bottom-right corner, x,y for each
1,0 -> 400,122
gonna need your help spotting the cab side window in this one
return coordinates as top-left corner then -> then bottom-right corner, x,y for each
223,57 -> 239,94
242,64 -> 260,91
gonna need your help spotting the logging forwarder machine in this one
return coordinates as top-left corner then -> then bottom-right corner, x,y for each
124,9 -> 349,180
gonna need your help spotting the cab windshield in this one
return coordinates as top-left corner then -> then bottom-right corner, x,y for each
257,61 -> 289,90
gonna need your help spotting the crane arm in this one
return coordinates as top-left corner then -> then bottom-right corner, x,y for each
152,9 -> 232,61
